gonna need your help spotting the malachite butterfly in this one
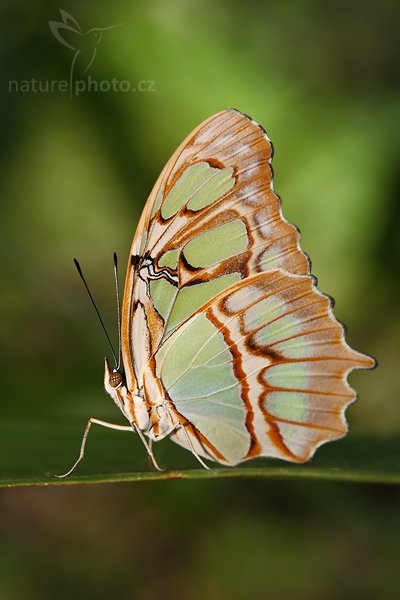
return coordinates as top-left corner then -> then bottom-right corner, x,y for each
60,109 -> 375,476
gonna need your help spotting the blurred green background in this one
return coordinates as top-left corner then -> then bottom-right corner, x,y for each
0,0 -> 399,598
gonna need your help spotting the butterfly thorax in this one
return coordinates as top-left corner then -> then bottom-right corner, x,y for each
104,357 -> 177,439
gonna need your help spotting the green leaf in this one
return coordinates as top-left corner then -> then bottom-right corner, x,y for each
1,420 -> 399,487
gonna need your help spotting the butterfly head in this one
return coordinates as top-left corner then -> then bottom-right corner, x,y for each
104,357 -> 126,405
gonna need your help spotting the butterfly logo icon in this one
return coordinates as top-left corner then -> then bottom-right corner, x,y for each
49,9 -> 123,96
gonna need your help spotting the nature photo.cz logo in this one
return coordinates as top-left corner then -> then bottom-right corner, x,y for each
8,9 -> 156,96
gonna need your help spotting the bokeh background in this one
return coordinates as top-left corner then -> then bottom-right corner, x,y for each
0,0 -> 399,598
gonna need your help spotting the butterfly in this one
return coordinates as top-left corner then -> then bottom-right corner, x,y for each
59,109 -> 375,476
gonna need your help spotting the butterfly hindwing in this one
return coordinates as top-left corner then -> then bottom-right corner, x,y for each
151,270 -> 374,464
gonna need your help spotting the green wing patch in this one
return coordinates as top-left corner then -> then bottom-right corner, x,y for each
161,162 -> 235,220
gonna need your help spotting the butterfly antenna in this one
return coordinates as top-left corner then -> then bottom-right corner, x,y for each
73,258 -> 118,368
113,252 -> 122,371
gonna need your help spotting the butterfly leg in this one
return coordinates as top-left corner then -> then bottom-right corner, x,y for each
146,437 -> 156,470
147,437 -> 153,470
132,423 -> 164,472
178,423 -> 211,470
55,418 -> 133,478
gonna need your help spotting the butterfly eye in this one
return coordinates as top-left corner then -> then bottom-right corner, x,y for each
109,370 -> 123,388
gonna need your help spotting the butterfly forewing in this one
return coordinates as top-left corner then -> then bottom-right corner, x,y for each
122,111 -> 308,374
